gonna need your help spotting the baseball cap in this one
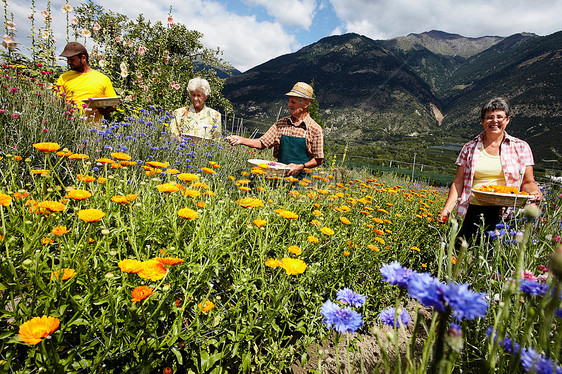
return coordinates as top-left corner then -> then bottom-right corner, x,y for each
60,42 -> 87,57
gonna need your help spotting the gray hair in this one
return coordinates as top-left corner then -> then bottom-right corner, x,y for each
480,97 -> 511,119
187,77 -> 211,97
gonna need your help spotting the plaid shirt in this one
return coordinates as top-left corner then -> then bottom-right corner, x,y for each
259,114 -> 324,160
455,131 -> 534,218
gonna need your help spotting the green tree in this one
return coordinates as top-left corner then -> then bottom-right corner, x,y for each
308,80 -> 325,128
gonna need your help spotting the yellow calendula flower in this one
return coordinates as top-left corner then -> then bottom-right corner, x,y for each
183,189 -> 201,198
320,227 -> 334,236
288,245 -> 301,256
340,217 -> 351,225
177,173 -> 200,182
177,208 -> 198,220
118,259 -> 143,273
308,235 -> 319,243
156,183 -> 180,193
37,200 -> 66,213
77,208 -> 105,223
0,193 -> 13,206
146,161 -> 169,168
313,209 -> 322,216
367,245 -> 379,252
280,258 -> 307,275
51,226 -> 69,236
132,285 -> 154,304
277,209 -> 298,219
374,237 -> 385,245
235,198 -> 264,208
265,258 -> 282,268
33,142 -> 60,153
198,300 -> 215,313
68,153 -> 89,160
311,219 -> 321,226
67,189 -> 92,200
111,152 -> 132,161
137,259 -> 167,281
253,219 -> 267,227
201,167 -> 216,174
111,195 -> 130,204
18,316 -> 60,345
51,268 -> 76,281
411,246 -> 421,252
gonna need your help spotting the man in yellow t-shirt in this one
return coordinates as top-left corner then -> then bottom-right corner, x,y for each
56,42 -> 117,123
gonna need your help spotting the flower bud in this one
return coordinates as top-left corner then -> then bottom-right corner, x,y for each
445,323 -> 463,352
523,204 -> 540,219
101,228 -> 110,235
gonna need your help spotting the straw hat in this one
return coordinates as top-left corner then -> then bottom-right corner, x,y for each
285,82 -> 314,100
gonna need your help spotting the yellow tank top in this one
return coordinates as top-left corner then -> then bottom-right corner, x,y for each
470,146 -> 505,205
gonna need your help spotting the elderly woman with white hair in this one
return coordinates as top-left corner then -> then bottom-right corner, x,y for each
169,77 -> 222,142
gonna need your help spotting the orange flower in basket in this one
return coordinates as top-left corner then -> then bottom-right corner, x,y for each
18,316 -> 60,345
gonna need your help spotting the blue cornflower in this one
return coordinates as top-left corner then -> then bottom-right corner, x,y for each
336,288 -> 366,308
407,272 -> 446,313
320,300 -> 363,333
380,261 -> 415,288
520,279 -> 548,296
379,307 -> 410,328
92,167 -> 99,172
442,282 -> 489,321
520,347 -> 560,374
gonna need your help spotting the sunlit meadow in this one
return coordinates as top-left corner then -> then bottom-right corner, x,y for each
2,1 -> 562,373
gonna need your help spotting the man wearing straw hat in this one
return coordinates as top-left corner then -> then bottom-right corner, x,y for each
55,41 -> 117,123
226,82 -> 324,177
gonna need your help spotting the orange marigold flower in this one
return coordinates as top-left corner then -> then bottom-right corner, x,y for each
137,259 -> 167,281
33,142 -> 60,152
97,177 -> 107,183
37,200 -> 66,213
183,189 -> 201,198
67,189 -> 92,200
235,197 -> 264,208
96,158 -> 115,164
18,316 -> 60,345
367,245 -> 380,252
374,237 -> 385,244
51,226 -> 69,236
166,168 -> 180,175
177,208 -> 198,220
132,285 -> 154,304
307,235 -> 319,243
201,167 -> 216,174
280,258 -> 307,275
320,227 -> 334,236
311,219 -> 320,226
156,183 -> 180,193
111,195 -> 130,204
374,229 -> 385,236
118,259 -> 143,273
0,193 -> 12,206
313,210 -> 322,216
340,217 -> 351,225
288,245 -> 301,256
265,258 -> 282,268
285,176 -> 299,183
78,208 -> 105,223
77,174 -> 96,183
196,201 -> 207,208
253,219 -> 267,227
126,194 -> 138,202
343,250 -> 350,256
120,161 -> 137,166
146,161 -> 169,168
177,173 -> 199,182
30,169 -> 50,175
156,257 -> 184,266
277,209 -> 298,219
111,152 -> 132,161
411,246 -> 421,252
41,237 -> 54,245
68,153 -> 89,160
198,300 -> 215,313
51,268 -> 76,281
239,186 -> 251,192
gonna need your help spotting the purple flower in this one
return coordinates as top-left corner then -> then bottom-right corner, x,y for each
379,307 -> 410,328
336,288 -> 366,308
380,261 -> 415,288
442,282 -> 489,321
407,272 -> 446,312
520,279 -> 549,296
520,347 -> 561,374
320,300 -> 363,333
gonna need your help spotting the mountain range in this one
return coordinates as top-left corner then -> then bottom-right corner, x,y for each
222,30 -> 562,166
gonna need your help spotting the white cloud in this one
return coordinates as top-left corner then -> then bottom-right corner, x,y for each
329,0 -> 562,39
243,0 -> 317,29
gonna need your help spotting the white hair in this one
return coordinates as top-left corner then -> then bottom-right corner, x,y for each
187,77 -> 211,97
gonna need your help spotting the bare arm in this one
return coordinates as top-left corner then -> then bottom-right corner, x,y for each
439,165 -> 465,222
520,165 -> 543,204
226,135 -> 264,149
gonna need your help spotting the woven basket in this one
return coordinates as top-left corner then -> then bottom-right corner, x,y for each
82,96 -> 121,108
248,159 -> 290,177
472,189 -> 531,207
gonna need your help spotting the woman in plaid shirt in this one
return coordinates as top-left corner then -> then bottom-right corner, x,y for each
438,97 -> 542,242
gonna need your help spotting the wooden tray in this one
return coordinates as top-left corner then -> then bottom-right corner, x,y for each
82,96 -> 121,108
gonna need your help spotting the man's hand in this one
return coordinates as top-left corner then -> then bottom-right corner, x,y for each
285,163 -> 305,177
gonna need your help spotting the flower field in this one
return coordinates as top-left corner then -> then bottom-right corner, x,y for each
2,3 -> 562,373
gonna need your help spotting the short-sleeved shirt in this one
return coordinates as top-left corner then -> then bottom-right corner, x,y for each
168,105 -> 222,140
455,131 -> 534,218
259,114 -> 324,161
55,69 -> 117,122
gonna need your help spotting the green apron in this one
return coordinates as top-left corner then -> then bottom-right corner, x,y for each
278,129 -> 309,179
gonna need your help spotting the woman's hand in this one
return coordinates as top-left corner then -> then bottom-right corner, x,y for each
438,209 -> 450,223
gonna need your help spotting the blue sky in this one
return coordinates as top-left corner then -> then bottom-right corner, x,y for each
6,0 -> 562,72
